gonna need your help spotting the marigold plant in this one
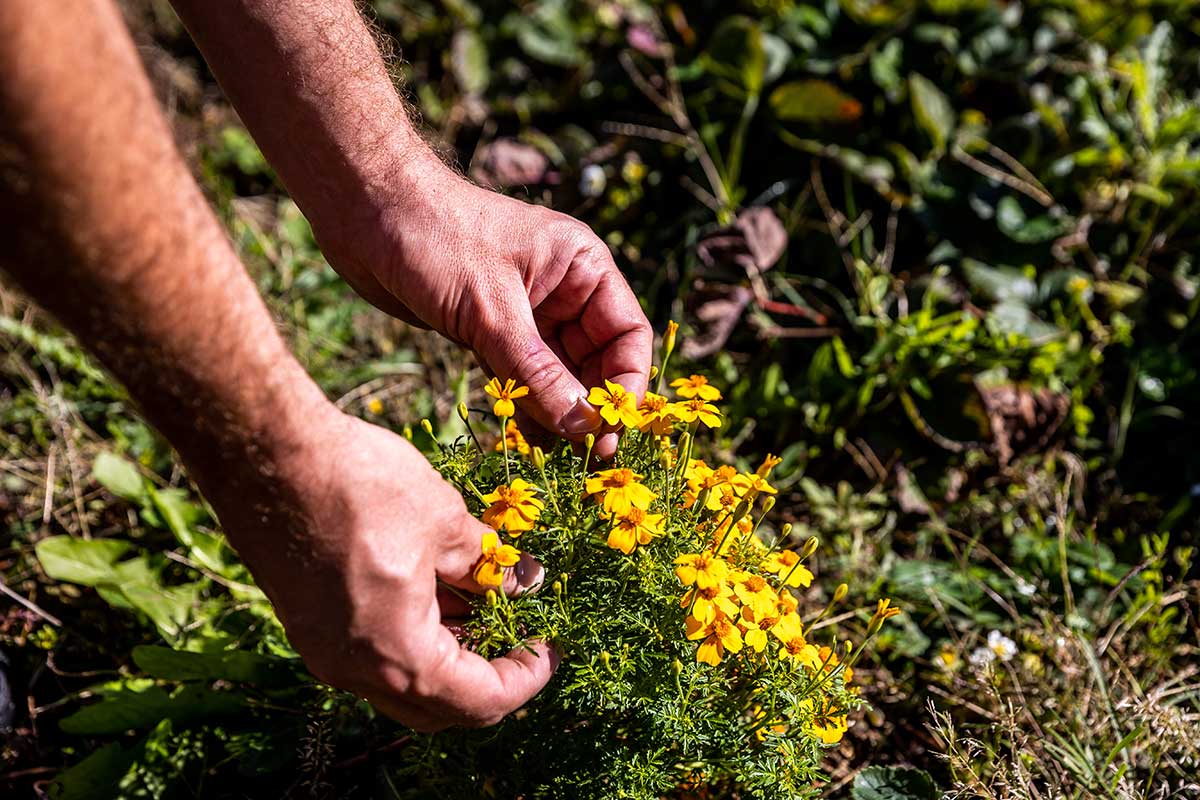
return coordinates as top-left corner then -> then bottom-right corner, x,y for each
409,324 -> 899,799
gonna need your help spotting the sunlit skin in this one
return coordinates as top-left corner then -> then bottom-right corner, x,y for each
0,0 -> 656,732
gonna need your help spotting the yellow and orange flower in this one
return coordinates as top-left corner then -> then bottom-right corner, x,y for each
674,551 -> 730,590
473,531 -> 521,587
671,397 -> 722,429
481,478 -> 544,535
802,695 -> 849,744
484,377 -> 529,418
606,506 -> 665,555
670,374 -> 722,401
681,579 -> 739,624
763,550 -> 813,588
771,613 -> 822,669
587,379 -> 642,428
731,571 -> 779,617
685,611 -> 743,666
495,419 -> 531,456
586,468 -> 657,515
637,392 -> 677,435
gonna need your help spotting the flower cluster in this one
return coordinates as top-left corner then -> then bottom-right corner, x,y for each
425,322 -> 899,794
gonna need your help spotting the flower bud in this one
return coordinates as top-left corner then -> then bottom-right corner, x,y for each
779,522 -> 793,540
402,424 -> 413,441
833,583 -> 848,603
672,658 -> 683,676
420,418 -> 434,437
560,572 -> 569,587
485,589 -> 498,607
731,499 -> 752,524
801,536 -> 820,559
532,446 -> 546,471
585,433 -> 595,450
600,650 -> 611,668
761,496 -> 776,515
456,401 -> 469,422
552,580 -> 563,597
664,320 -> 679,357
648,365 -> 659,381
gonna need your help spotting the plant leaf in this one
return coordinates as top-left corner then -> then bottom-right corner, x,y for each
35,536 -> 131,587
909,73 -> 955,151
770,80 -> 862,122
852,765 -> 939,800
91,451 -> 145,502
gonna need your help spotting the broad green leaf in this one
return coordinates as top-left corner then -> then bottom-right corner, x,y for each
53,741 -> 139,800
60,679 -> 245,734
149,487 -> 203,547
704,16 -> 766,95
770,80 -> 862,122
507,0 -> 583,67
909,73 -> 955,151
852,765 -> 939,800
91,451 -> 145,502
35,536 -> 130,587
961,260 -> 1036,304
995,196 -> 1070,244
133,645 -> 303,688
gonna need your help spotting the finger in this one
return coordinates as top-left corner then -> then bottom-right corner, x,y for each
414,629 -> 559,727
582,269 -> 653,399
435,516 -> 545,597
474,282 -> 601,441
436,584 -> 474,618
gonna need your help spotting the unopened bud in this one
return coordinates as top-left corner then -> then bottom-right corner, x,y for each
659,451 -> 673,470
672,658 -> 683,675
649,365 -> 659,381
677,431 -> 691,455
600,650 -> 611,668
552,580 -> 563,597
532,446 -> 546,471
664,320 -> 679,356
420,419 -> 434,437
585,433 -> 595,450
779,522 -> 793,540
456,402 -> 469,422
560,572 -> 569,587
485,589 -> 498,607
833,583 -> 848,603
402,424 -> 413,441
731,499 -> 752,524
761,496 -> 776,515
801,536 -> 820,559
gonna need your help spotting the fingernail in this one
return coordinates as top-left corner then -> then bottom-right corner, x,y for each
558,397 -> 600,436
549,648 -> 562,673
515,556 -> 544,591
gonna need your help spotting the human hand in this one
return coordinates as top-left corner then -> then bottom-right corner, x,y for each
194,401 -> 555,731
320,162 -> 653,457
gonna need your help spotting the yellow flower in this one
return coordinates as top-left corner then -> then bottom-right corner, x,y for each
739,609 -> 770,653
733,472 -> 777,498
670,374 -> 722,401
867,597 -> 902,634
755,453 -> 782,478
637,392 -> 677,435
674,551 -> 730,590
681,580 -> 739,623
685,463 -> 737,510
771,613 -> 822,669
732,571 -> 779,617
671,398 -> 722,429
763,550 -> 813,588
481,478 -> 545,535
585,468 -> 657,515
802,696 -> 848,744
663,320 -> 679,354
752,704 -> 789,741
685,611 -> 743,666
365,397 -> 384,415
473,531 -> 521,587
587,379 -> 642,428
494,419 -> 531,456
606,506 -> 665,555
817,645 -> 853,685
484,377 -> 529,418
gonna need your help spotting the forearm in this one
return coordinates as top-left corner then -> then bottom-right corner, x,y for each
0,0 -> 327,489
167,0 -> 449,254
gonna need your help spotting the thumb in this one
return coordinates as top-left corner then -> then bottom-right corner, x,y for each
474,289 -> 601,440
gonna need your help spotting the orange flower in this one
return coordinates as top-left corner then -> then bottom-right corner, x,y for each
637,392 -> 676,435
770,613 -> 822,669
605,506 -> 665,555
494,419 -> 531,456
763,550 -> 813,588
755,454 -> 782,478
585,468 -> 656,515
481,478 -> 544,535
671,398 -> 722,429
685,611 -> 743,665
484,377 -> 529,418
802,695 -> 849,744
681,580 -> 739,623
674,551 -> 730,590
587,379 -> 642,428
670,374 -> 722,401
473,531 -> 521,587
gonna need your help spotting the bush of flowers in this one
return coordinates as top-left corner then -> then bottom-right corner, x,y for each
398,324 -> 899,799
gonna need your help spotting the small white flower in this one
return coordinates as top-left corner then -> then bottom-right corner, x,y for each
987,630 -> 1018,662
1015,577 -> 1036,597
579,164 -> 607,197
969,647 -> 995,667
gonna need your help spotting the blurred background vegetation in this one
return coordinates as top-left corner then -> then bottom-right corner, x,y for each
2,0 -> 1198,797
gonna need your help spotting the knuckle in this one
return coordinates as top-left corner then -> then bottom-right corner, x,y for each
509,345 -> 568,394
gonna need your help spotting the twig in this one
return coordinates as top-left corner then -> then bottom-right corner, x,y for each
0,577 -> 62,627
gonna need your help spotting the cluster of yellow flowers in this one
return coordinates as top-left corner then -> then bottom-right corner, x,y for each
466,323 -> 900,747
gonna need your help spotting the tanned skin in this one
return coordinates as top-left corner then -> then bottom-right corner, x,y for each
0,0 -> 651,730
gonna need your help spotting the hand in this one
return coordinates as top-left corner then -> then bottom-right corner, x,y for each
193,400 -> 555,731
321,163 -> 653,458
